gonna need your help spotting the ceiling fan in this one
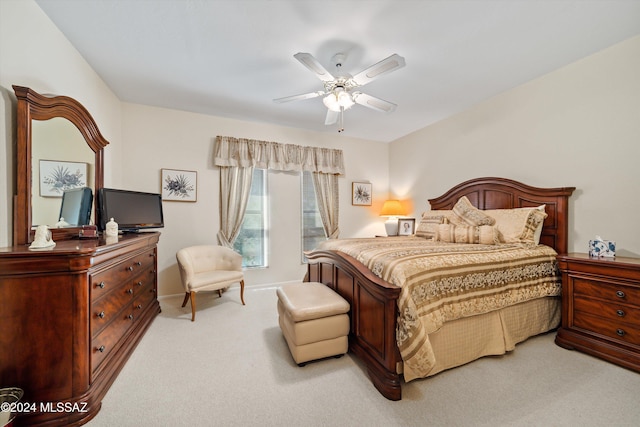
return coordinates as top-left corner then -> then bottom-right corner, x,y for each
274,52 -> 406,132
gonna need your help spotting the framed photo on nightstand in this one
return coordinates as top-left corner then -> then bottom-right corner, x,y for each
398,218 -> 415,235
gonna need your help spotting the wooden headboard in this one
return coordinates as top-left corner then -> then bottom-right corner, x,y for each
428,177 -> 575,254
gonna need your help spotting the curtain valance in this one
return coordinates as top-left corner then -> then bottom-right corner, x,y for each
214,136 -> 345,175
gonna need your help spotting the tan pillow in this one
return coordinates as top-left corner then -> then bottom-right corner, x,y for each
485,206 -> 547,244
452,196 -> 496,226
422,209 -> 456,224
519,208 -> 547,244
415,215 -> 445,239
435,223 -> 501,245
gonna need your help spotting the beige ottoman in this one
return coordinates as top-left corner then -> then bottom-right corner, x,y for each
277,282 -> 350,366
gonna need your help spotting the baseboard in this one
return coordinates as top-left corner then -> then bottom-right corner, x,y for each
158,280 -> 304,301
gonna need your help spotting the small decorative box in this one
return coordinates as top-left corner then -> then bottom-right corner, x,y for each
589,238 -> 616,257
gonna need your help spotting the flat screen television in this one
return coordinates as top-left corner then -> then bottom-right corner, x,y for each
98,188 -> 164,232
59,187 -> 93,226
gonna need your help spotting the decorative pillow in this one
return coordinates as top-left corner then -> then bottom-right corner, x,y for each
435,223 -> 501,245
485,206 -> 547,244
422,209 -> 456,224
415,215 -> 445,239
518,208 -> 547,244
452,196 -> 496,226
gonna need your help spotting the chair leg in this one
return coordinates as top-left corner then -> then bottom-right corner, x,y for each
217,289 -> 222,297
190,291 -> 196,322
240,280 -> 245,305
181,292 -> 190,307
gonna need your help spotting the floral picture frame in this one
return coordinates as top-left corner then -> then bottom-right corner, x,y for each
398,218 -> 416,236
39,160 -> 88,197
352,182 -> 372,206
162,168 -> 197,202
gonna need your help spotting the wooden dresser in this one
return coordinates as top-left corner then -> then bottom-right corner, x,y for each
555,253 -> 640,372
0,232 -> 160,426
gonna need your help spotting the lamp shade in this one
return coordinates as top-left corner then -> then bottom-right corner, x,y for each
380,200 -> 405,217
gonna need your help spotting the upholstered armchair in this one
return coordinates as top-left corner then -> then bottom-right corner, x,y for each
176,245 -> 245,321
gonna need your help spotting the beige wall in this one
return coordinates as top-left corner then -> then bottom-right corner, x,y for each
0,0 -> 390,295
0,0 -> 123,247
121,103 -> 389,294
3,0 -> 639,296
390,35 -> 640,257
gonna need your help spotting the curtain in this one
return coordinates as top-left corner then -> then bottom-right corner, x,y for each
214,136 -> 345,174
214,135 -> 344,246
217,166 -> 254,248
312,172 -> 340,239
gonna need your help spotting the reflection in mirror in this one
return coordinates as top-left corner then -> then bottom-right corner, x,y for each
31,118 -> 95,227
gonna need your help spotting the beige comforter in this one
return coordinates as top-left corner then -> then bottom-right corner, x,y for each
316,237 -> 561,380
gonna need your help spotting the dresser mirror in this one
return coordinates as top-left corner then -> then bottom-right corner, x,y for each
12,86 -> 109,245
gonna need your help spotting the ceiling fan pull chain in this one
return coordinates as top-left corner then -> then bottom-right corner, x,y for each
338,107 -> 344,133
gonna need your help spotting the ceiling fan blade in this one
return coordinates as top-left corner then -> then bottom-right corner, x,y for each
294,52 -> 335,82
352,92 -> 397,113
325,109 -> 338,125
351,54 -> 406,86
273,91 -> 325,103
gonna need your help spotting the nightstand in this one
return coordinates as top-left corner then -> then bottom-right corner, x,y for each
555,253 -> 640,372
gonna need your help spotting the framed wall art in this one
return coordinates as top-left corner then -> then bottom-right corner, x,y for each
39,160 -> 88,197
162,168 -> 197,202
398,218 -> 416,236
352,182 -> 372,206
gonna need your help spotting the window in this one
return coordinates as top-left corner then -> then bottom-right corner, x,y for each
233,168 -> 267,268
301,171 -> 326,260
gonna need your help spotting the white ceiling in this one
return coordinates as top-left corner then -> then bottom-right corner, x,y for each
35,0 -> 640,143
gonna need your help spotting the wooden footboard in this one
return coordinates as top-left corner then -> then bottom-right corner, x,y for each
304,250 -> 402,400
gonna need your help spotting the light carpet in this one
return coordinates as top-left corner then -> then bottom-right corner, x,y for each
87,285 -> 640,426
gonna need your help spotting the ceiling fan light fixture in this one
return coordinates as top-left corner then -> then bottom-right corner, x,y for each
323,87 -> 354,112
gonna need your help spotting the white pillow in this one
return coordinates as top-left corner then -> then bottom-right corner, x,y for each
485,205 -> 547,245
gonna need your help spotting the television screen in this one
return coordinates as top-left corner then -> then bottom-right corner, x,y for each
59,187 -> 93,226
98,188 -> 164,232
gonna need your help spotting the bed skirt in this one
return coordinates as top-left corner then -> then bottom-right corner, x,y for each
401,296 -> 561,379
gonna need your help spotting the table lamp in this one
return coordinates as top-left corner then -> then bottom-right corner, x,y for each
380,200 -> 405,236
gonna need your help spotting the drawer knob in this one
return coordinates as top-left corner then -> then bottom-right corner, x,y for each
128,314 -> 134,320
98,311 -> 105,319
137,281 -> 143,287
97,345 -> 105,353
616,290 -> 626,298
136,261 -> 142,266
616,329 -> 626,337
616,309 -> 626,317
137,304 -> 142,309
127,288 -> 133,294
96,281 -> 105,289
127,266 -> 134,272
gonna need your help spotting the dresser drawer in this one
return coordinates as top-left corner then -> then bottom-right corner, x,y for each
91,307 -> 136,374
90,250 -> 155,301
132,266 -> 156,296
573,277 -> 640,305
133,282 -> 156,314
91,283 -> 135,336
574,311 -> 640,347
574,295 -> 640,326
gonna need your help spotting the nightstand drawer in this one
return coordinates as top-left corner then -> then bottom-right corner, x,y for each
574,295 -> 640,325
556,253 -> 640,372
574,311 -> 640,347
573,277 -> 640,305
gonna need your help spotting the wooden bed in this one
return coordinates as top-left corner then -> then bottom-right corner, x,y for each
304,177 -> 575,400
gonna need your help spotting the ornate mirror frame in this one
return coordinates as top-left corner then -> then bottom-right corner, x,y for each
13,85 -> 109,245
